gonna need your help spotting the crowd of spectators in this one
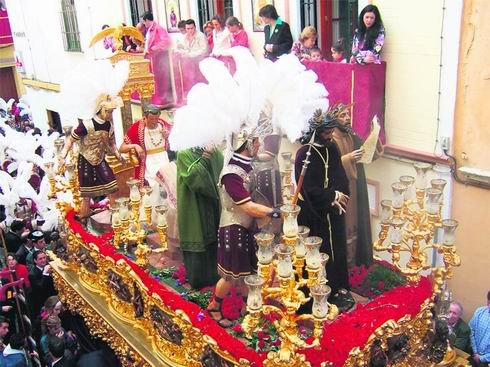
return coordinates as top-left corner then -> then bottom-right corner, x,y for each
0,220 -> 116,366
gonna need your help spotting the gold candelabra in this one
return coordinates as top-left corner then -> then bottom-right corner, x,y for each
242,204 -> 338,365
110,181 -> 169,269
373,163 -> 461,285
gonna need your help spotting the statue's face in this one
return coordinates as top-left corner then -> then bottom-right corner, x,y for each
336,108 -> 351,127
145,113 -> 160,129
317,127 -> 334,142
99,108 -> 114,122
247,138 -> 260,157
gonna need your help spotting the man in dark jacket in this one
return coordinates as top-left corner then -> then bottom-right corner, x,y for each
28,251 -> 57,317
4,220 -> 27,253
448,301 -> 471,353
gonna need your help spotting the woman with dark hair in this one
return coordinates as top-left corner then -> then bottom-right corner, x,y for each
210,15 -> 231,57
259,4 -> 293,61
226,16 -> 249,48
351,4 -> 385,64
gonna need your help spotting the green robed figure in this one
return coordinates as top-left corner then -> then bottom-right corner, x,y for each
176,147 -> 224,289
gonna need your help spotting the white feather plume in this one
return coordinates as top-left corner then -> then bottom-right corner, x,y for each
169,49 -> 329,151
59,59 -> 130,125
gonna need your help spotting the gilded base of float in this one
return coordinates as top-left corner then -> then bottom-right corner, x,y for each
51,259 -> 167,367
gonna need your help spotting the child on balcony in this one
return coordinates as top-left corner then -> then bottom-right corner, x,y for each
331,38 -> 347,63
310,47 -> 323,61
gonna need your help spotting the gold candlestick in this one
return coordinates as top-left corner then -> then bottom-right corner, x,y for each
243,205 -> 337,363
155,205 -> 168,251
140,186 -> 153,225
374,163 -> 461,286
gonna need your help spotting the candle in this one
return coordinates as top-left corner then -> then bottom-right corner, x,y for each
130,186 -> 141,202
391,182 -> 407,209
157,212 -> 167,227
111,210 -> 120,226
380,200 -> 392,223
304,236 -> 322,269
390,218 -> 405,244
277,257 -> 293,278
295,238 -> 306,257
119,204 -> 129,221
311,284 -> 331,319
442,219 -> 458,246
244,275 -> 264,311
283,216 -> 298,237
414,162 -> 432,189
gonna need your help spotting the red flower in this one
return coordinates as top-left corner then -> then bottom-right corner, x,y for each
257,330 -> 268,339
232,323 -> 243,333
257,340 -> 265,349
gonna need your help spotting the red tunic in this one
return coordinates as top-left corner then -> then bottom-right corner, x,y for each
123,118 -> 172,187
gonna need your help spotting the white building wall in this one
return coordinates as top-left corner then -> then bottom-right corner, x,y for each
5,0 -> 126,134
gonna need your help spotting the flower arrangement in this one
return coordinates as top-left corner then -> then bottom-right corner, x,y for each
349,260 -> 406,299
231,313 -> 282,352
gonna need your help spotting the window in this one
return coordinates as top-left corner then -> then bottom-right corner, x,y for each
197,0 -> 215,30
300,0 -> 317,31
223,0 -> 233,20
331,0 -> 357,52
129,0 -> 152,26
60,0 -> 81,52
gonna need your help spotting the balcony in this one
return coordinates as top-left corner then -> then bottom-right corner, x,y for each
0,7 -> 13,46
303,60 -> 386,143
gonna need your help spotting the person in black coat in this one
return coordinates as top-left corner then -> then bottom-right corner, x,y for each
4,220 -> 27,253
295,109 -> 351,303
48,336 -> 76,367
28,251 -> 57,317
259,4 -> 293,61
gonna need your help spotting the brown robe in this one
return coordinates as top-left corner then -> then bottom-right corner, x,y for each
333,130 -> 384,267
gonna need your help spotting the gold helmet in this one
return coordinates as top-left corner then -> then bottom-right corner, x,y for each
231,114 -> 273,152
94,93 -> 123,115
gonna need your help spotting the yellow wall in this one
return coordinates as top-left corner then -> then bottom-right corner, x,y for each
371,0 -> 444,152
448,0 -> 490,320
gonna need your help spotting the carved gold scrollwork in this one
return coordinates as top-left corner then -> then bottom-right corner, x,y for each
52,271 -> 152,367
343,299 -> 433,367
148,294 -> 188,366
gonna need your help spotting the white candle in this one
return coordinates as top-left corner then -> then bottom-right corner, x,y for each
295,239 -> 306,257
247,293 -> 262,311
312,302 -> 328,319
111,211 -> 120,226
119,205 -> 129,221
283,216 -> 298,237
258,247 -> 273,264
157,213 -> 167,227
390,227 -> 402,244
130,186 -> 141,202
306,252 -> 321,269
278,257 -> 292,278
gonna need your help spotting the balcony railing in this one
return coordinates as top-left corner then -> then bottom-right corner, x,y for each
303,60 -> 386,143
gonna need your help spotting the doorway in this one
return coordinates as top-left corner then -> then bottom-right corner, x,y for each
319,0 -> 358,60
